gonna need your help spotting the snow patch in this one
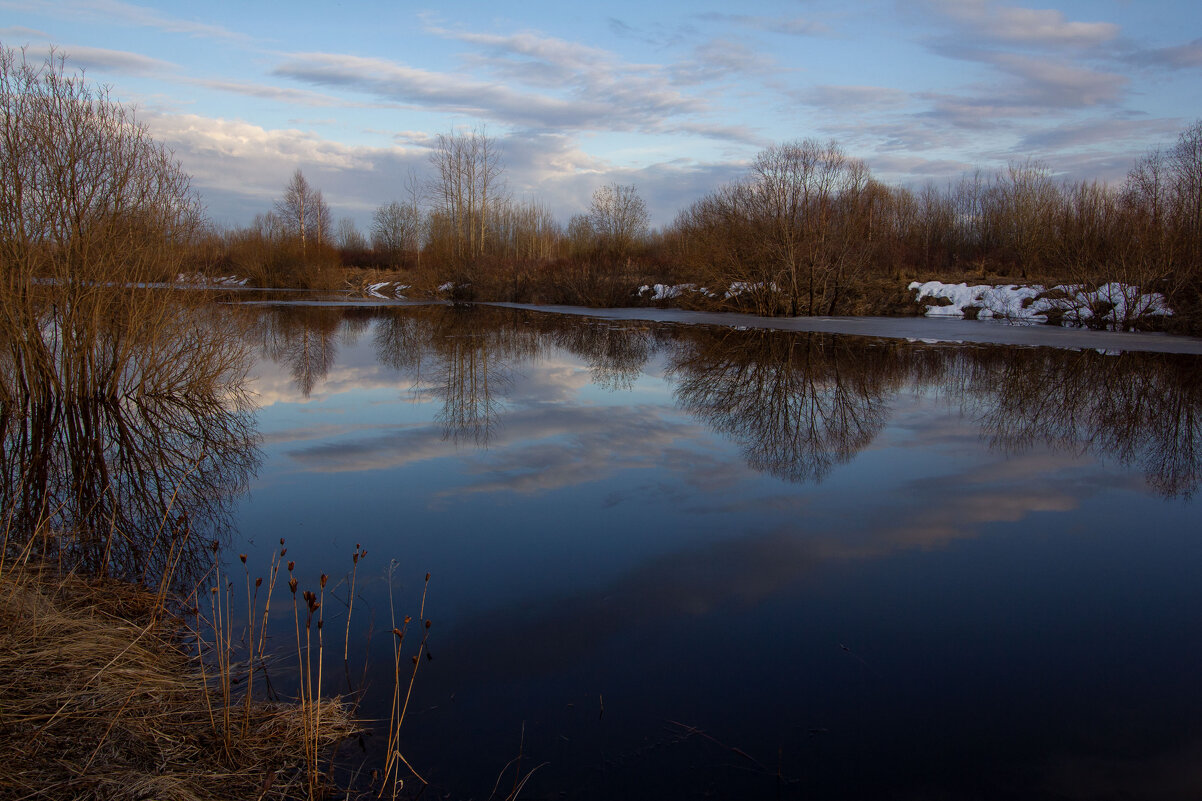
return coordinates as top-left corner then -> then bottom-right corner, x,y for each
909,281 -> 1172,330
177,273 -> 248,287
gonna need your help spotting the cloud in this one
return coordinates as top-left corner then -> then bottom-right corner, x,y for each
190,78 -> 358,108
693,13 -> 832,38
21,42 -> 175,75
1126,37 -> 1202,70
0,25 -> 48,40
0,0 -> 250,43
273,50 -> 703,133
1015,117 -> 1184,152
797,85 -> 910,111
671,39 -> 775,86
923,0 -> 1119,50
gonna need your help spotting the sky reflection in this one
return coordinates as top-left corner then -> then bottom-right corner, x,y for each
230,304 -> 1201,800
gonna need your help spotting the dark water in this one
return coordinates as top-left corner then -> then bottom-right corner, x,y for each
8,296 -> 1198,799
220,302 -> 1201,800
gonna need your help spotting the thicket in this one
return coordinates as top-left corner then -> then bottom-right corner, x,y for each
206,120 -> 1201,331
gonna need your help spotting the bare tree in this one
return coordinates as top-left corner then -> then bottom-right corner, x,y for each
335,217 -> 367,251
588,183 -> 649,260
273,169 -> 329,255
372,201 -> 424,266
428,126 -> 505,274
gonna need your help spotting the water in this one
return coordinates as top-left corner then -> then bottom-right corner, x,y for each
224,302 -> 1201,800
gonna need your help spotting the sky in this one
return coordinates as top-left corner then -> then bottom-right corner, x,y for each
2,0 -> 1200,231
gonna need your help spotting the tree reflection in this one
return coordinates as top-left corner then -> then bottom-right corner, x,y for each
539,317 -> 657,391
668,329 -> 900,483
0,291 -> 260,590
239,306 -> 343,397
953,348 -> 1202,498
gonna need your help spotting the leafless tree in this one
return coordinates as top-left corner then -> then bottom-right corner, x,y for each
336,217 -> 368,251
372,201 -> 424,266
427,126 -> 505,274
274,169 -> 329,255
588,183 -> 649,260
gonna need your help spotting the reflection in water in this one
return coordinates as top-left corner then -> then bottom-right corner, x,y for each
0,289 -> 259,588
243,303 -> 1202,499
542,318 -> 659,391
953,349 -> 1202,499
668,329 -> 899,483
240,305 -> 344,398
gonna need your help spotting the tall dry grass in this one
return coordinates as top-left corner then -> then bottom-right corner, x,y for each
0,554 -> 357,801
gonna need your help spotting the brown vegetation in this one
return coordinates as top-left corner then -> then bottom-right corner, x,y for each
0,47 -> 427,800
0,558 -> 356,801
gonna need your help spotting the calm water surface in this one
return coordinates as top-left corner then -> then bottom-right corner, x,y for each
229,302 -> 1200,800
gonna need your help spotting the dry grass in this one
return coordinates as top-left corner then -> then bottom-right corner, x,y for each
0,559 -> 358,801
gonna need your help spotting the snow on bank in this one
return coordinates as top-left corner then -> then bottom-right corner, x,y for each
909,281 -> 1172,329
177,273 -> 248,287
366,281 -> 411,299
639,283 -> 697,300
636,282 -> 779,301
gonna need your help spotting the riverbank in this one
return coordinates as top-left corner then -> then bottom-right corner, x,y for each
0,557 -> 356,801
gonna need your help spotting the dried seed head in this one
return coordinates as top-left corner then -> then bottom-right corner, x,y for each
352,553 -> 358,565
320,573 -> 328,589
425,619 -> 431,629
280,548 -> 287,557
425,572 -> 431,582
411,655 -> 419,665
317,619 -> 323,630
404,615 -> 412,624
239,554 -> 247,564
288,577 -> 297,594
287,561 -> 294,572
255,577 -> 263,588
392,627 -> 403,638
279,537 -> 285,545
211,540 -> 220,553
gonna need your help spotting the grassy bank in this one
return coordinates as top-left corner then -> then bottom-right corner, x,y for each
0,557 -> 357,800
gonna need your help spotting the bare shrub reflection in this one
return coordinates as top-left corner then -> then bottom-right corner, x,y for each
950,348 -> 1202,498
0,292 -> 259,589
668,329 -> 900,483
239,304 -> 1202,498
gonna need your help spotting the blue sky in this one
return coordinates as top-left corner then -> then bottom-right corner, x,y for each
2,0 -> 1199,229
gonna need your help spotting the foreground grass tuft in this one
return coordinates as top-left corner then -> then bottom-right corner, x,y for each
0,560 -> 357,801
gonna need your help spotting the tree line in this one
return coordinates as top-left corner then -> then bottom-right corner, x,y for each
207,120 -> 1201,329
2,45 -> 1199,330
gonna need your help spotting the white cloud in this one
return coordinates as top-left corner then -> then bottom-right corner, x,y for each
924,0 -> 1119,49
